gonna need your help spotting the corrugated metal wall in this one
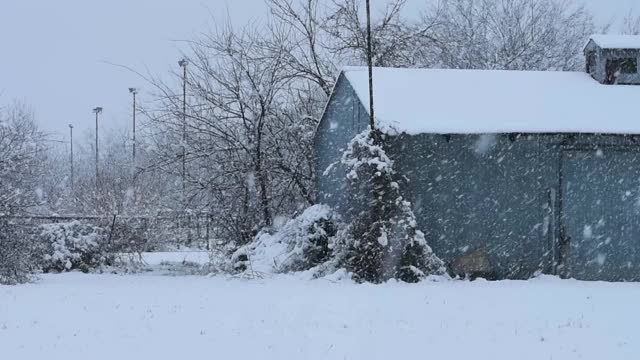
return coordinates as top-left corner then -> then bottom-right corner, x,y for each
390,133 -> 640,280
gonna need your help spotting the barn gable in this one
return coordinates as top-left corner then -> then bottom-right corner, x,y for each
314,72 -> 369,214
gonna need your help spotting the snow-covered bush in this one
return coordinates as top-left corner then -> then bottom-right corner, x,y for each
230,205 -> 339,274
340,129 -> 446,283
230,129 -> 446,283
0,221 -> 38,285
37,221 -> 113,273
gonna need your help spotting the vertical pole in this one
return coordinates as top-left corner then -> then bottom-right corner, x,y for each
95,111 -> 99,185
182,63 -> 188,244
132,91 -> 137,166
131,89 -> 138,209
366,0 -> 375,130
177,59 -> 189,246
92,107 -> 103,187
182,62 -> 187,205
93,107 -> 102,214
69,125 -> 74,193
129,88 -> 138,209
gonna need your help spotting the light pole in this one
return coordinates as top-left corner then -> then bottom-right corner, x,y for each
365,0 -> 375,131
179,59 -> 188,206
69,124 -> 74,193
129,88 -> 138,167
93,107 -> 103,185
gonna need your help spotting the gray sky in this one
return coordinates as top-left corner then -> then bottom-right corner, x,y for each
1,0 -> 638,139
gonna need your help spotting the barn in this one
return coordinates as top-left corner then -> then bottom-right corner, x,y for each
315,35 -> 640,281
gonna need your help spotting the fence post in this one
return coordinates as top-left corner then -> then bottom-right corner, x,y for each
206,215 -> 210,251
108,214 -> 117,244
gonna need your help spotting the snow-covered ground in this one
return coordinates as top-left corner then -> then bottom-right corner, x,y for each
1,273 -> 638,360
140,251 -> 211,265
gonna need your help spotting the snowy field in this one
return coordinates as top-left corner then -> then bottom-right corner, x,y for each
140,251 -> 211,265
2,273 -> 639,360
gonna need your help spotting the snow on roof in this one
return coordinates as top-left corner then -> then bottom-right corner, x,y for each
588,34 -> 640,50
342,66 -> 640,135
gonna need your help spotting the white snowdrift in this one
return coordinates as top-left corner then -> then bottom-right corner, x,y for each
343,66 -> 640,134
1,273 -> 639,360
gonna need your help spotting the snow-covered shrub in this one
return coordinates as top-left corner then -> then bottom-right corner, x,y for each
37,221 -> 113,273
0,221 -> 38,285
230,205 -> 339,274
340,129 -> 446,283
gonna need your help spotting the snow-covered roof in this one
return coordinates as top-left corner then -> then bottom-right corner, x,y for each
588,34 -> 640,50
342,67 -> 640,135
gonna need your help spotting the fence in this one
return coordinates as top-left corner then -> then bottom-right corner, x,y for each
1,214 -> 215,250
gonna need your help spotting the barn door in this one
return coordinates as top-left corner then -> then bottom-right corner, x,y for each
560,148 -> 640,281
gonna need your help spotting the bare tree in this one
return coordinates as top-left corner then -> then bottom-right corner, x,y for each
144,23 -> 304,242
0,102 -> 45,284
423,0 -> 595,71
266,0 -> 337,96
323,0 -> 441,67
0,102 -> 46,217
621,11 -> 640,35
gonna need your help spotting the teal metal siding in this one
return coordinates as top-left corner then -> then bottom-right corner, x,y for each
315,74 -> 369,217
389,134 -> 555,279
561,147 -> 640,281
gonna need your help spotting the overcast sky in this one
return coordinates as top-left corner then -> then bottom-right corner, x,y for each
1,0 -> 638,139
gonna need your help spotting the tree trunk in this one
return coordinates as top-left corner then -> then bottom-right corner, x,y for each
255,122 -> 272,227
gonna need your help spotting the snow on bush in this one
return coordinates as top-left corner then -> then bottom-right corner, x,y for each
340,129 -> 446,283
37,221 -> 113,273
231,205 -> 339,274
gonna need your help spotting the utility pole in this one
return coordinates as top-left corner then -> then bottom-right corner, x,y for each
129,88 -> 139,208
179,59 -> 188,207
69,124 -> 74,193
93,107 -> 103,186
129,88 -> 138,167
366,0 -> 375,130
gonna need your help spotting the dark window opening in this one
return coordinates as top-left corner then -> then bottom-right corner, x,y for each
607,57 -> 638,75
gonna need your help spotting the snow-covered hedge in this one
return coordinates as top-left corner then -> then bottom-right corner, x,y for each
231,205 -> 339,274
37,221 -> 113,273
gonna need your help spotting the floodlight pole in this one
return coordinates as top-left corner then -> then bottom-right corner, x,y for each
129,88 -> 138,166
366,0 -> 375,131
179,59 -> 188,206
69,124 -> 74,193
93,107 -> 103,186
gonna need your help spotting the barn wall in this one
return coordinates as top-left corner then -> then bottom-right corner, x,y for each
389,133 -> 640,281
314,73 -> 370,217
584,41 -> 606,83
558,135 -> 640,281
388,134 -> 556,279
